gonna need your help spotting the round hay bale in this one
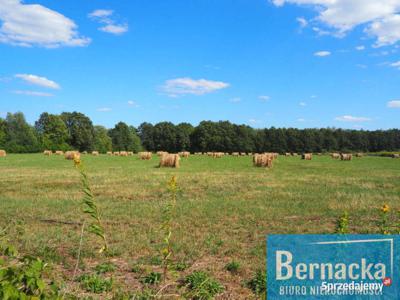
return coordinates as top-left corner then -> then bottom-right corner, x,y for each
43,150 -> 52,156
65,151 -> 80,160
0,150 -> 6,157
92,151 -> 99,156
159,153 -> 180,168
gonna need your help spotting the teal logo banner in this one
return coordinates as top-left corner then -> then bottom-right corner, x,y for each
267,235 -> 399,299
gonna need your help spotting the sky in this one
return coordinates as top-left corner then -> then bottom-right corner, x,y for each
0,0 -> 400,130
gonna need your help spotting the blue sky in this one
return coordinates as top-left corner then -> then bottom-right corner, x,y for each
0,0 -> 400,129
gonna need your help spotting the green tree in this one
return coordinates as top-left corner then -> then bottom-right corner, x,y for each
93,125 -> 112,153
4,112 -> 40,153
35,112 -> 69,151
61,112 -> 95,152
138,122 -> 155,151
109,122 -> 141,152
0,118 -> 6,148
176,122 -> 194,151
153,122 -> 177,152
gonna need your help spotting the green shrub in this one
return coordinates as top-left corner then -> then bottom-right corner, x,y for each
247,269 -> 266,295
225,261 -> 240,274
141,272 -> 162,285
184,271 -> 223,300
95,262 -> 116,274
77,274 -> 113,293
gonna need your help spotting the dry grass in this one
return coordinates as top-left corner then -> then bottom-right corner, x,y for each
0,154 -> 399,298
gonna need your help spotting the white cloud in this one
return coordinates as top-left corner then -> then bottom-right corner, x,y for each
314,51 -> 331,57
259,95 -> 270,102
390,61 -> 400,68
12,90 -> 53,97
88,9 -> 113,18
127,100 -> 140,107
297,118 -> 306,122
387,100 -> 400,108
230,97 -> 241,103
88,9 -> 128,35
97,107 -> 112,112
335,115 -> 371,122
0,0 -> 90,47
272,0 -> 400,47
15,74 -> 60,89
299,101 -> 307,106
99,24 -> 128,35
248,119 -> 262,125
297,17 -> 308,28
356,45 -> 365,50
162,77 -> 229,97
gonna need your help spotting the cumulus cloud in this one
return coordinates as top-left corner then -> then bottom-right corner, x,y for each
335,115 -> 371,122
390,61 -> 400,68
272,0 -> 400,47
0,0 -> 90,47
299,101 -> 307,106
297,17 -> 308,28
259,95 -> 270,102
15,74 -> 60,89
88,9 -> 128,35
314,51 -> 331,57
356,45 -> 365,50
12,90 -> 53,97
162,77 -> 229,97
387,100 -> 400,108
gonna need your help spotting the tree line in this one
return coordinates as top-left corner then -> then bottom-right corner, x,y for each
0,112 -> 399,154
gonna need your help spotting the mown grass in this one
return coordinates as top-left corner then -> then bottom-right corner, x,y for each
0,154 -> 399,298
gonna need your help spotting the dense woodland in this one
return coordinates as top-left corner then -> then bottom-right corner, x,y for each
0,111 -> 399,154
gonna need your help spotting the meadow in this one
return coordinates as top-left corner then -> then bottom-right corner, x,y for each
1,153 -> 400,299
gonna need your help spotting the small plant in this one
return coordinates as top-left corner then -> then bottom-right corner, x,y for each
141,272 -> 162,285
0,255 -> 59,299
184,271 -> 224,300
74,156 -> 108,254
77,273 -> 113,293
160,176 -> 178,280
225,261 -> 240,275
379,204 -> 390,234
95,262 -> 116,274
247,269 -> 266,296
131,264 -> 145,274
335,211 -> 349,234
172,261 -> 188,271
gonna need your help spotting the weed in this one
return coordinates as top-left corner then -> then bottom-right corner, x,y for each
335,211 -> 349,234
247,269 -> 266,295
225,261 -> 240,275
95,262 -> 117,274
77,273 -> 113,293
184,271 -> 223,300
141,272 -> 162,285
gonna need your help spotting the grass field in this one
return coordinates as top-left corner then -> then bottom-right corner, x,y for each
1,154 -> 400,299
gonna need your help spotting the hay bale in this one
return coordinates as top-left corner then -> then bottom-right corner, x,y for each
301,153 -> 312,160
65,151 -> 80,160
253,154 -> 273,168
159,153 -> 180,168
120,151 -> 128,157
285,152 -> 291,156
231,152 -> 239,157
356,153 -> 363,157
212,152 -> 223,158
106,151 -> 113,155
55,150 -> 64,155
157,151 -> 168,156
43,150 -> 52,156
82,151 -> 88,155
392,154 -> 400,158
113,151 -> 120,156
331,153 -> 340,159
240,152 -> 246,156
178,151 -> 190,158
92,151 -> 99,156
340,153 -> 353,161
127,151 -> 134,156
139,151 -> 152,160
0,150 -> 6,157
291,153 -> 298,156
